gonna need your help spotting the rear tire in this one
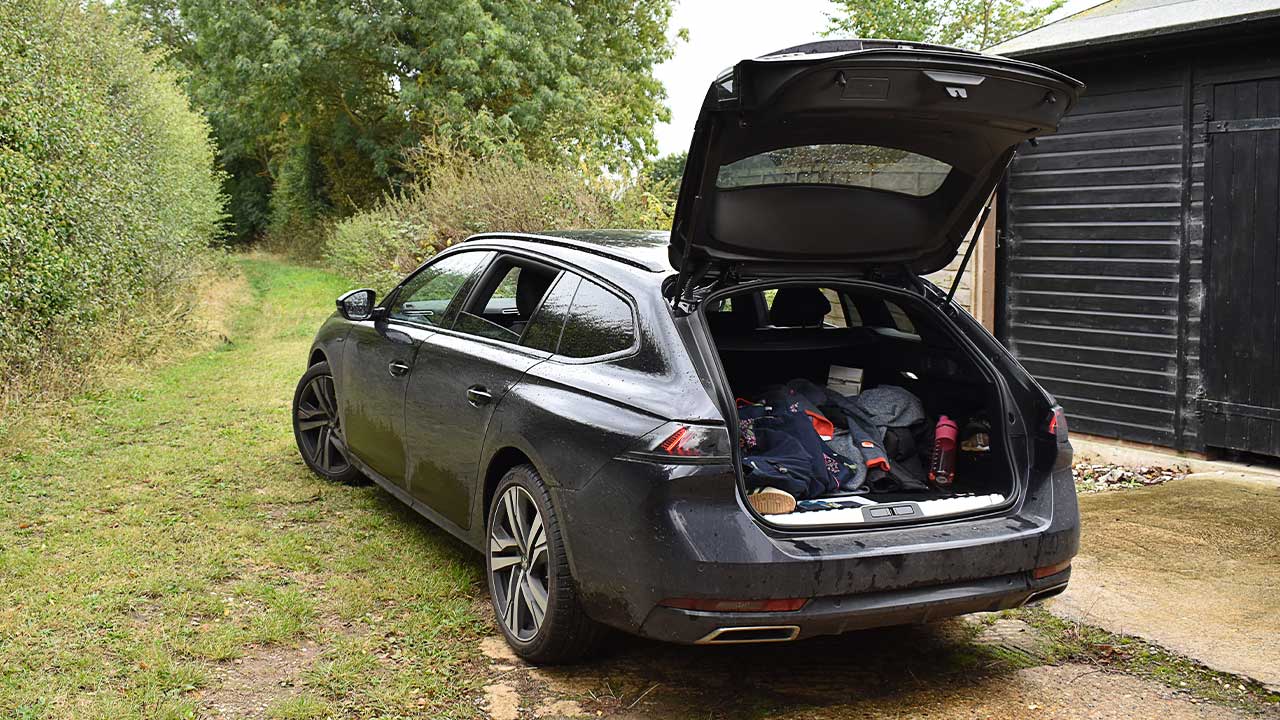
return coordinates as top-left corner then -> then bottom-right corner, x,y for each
292,361 -> 364,484
486,464 -> 605,664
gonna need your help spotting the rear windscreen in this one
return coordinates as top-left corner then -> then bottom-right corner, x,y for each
716,144 -> 952,197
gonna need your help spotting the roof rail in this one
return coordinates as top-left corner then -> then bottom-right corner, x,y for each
463,232 -> 665,272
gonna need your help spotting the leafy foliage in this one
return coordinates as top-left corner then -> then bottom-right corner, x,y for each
825,0 -> 1062,50
325,140 -> 674,290
0,0 -> 225,394
647,151 -> 688,187
120,0 -> 676,243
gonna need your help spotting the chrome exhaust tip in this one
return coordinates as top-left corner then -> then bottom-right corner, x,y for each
1023,582 -> 1069,606
695,625 -> 801,644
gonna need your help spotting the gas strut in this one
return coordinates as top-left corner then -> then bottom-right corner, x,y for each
945,201 -> 993,308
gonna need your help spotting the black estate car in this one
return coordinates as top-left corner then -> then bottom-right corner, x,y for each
293,40 -> 1084,663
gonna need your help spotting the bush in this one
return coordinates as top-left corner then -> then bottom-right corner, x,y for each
324,142 -> 675,289
0,0 -> 226,398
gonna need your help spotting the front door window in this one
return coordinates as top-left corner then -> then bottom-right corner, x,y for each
390,251 -> 492,326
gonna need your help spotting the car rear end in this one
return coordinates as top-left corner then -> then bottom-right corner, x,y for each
557,297 -> 1076,645
555,39 -> 1081,644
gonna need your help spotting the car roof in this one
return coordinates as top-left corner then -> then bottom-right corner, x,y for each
463,230 -> 670,274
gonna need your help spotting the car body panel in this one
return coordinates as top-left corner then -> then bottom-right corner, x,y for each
404,328 -> 547,528
339,321 -> 421,484
559,457 -> 1077,641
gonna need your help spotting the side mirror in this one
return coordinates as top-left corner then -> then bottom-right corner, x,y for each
336,288 -> 378,321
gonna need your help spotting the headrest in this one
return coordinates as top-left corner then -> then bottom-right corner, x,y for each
516,268 -> 555,317
707,293 -> 762,334
769,287 -> 831,327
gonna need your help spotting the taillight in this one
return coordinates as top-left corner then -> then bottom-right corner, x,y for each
624,421 -> 732,463
1048,406 -> 1068,442
659,597 -> 809,612
658,426 -> 696,455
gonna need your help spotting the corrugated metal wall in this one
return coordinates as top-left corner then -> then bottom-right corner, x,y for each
1001,59 -> 1195,447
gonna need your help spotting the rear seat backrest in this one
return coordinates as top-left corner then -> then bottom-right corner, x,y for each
768,287 -> 830,327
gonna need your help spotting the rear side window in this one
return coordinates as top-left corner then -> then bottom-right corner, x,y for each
886,301 -> 917,333
557,279 -> 634,358
520,274 -> 580,353
716,144 -> 952,197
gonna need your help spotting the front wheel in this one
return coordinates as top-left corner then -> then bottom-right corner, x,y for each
292,361 -> 363,484
486,464 -> 605,664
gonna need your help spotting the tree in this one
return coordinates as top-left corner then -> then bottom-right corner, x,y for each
647,151 -> 687,187
119,0 -> 676,241
824,0 -> 1062,50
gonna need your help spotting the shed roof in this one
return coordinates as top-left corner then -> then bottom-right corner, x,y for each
989,0 -> 1280,58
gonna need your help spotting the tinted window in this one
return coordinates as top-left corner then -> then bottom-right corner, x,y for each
558,279 -> 634,358
453,258 -> 560,345
764,287 -> 853,328
520,274 -> 580,353
886,301 -> 917,334
390,252 -> 490,325
717,144 -> 952,197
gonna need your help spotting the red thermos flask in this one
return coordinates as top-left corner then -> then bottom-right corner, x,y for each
929,415 -> 958,489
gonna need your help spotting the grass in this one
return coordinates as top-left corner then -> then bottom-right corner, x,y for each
0,257 -> 489,719
3,254 -> 1275,719
1010,606 -> 1280,714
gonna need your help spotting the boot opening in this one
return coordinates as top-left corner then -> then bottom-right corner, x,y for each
703,281 -> 1020,529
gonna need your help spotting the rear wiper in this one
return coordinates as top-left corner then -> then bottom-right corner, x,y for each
944,201 -> 993,308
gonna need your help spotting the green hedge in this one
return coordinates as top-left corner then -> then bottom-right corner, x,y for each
324,144 -> 675,290
0,0 -> 225,386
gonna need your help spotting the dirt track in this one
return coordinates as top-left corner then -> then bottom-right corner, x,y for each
477,616 -> 1263,719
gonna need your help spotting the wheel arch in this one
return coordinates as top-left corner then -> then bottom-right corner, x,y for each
478,440 -> 583,574
482,446 -> 536,525
308,347 -> 328,367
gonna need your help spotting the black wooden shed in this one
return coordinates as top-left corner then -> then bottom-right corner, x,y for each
989,0 -> 1280,458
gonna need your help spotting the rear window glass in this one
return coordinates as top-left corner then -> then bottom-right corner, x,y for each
716,144 -> 952,197
764,287 -> 852,328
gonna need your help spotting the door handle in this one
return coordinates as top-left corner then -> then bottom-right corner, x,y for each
388,360 -> 411,377
466,385 -> 493,407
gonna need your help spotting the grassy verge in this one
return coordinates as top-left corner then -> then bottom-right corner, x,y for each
4,254 -> 1273,719
0,257 -> 488,719
1009,607 -> 1280,714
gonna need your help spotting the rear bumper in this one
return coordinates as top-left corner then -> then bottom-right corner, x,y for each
640,569 -> 1070,644
555,455 -> 1078,643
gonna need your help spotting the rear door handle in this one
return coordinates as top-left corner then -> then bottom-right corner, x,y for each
388,360 -> 411,377
466,386 -> 493,406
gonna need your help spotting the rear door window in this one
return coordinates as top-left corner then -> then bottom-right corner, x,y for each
453,257 -> 559,345
520,274 -> 580,353
557,279 -> 635,358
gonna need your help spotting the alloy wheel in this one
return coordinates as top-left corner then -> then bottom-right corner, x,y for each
489,486 -> 550,642
294,374 -> 351,475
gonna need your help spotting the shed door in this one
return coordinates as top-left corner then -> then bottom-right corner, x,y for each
1202,77 -> 1280,456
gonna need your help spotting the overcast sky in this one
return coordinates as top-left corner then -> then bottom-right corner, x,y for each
653,0 -> 832,156
652,0 -> 1101,156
